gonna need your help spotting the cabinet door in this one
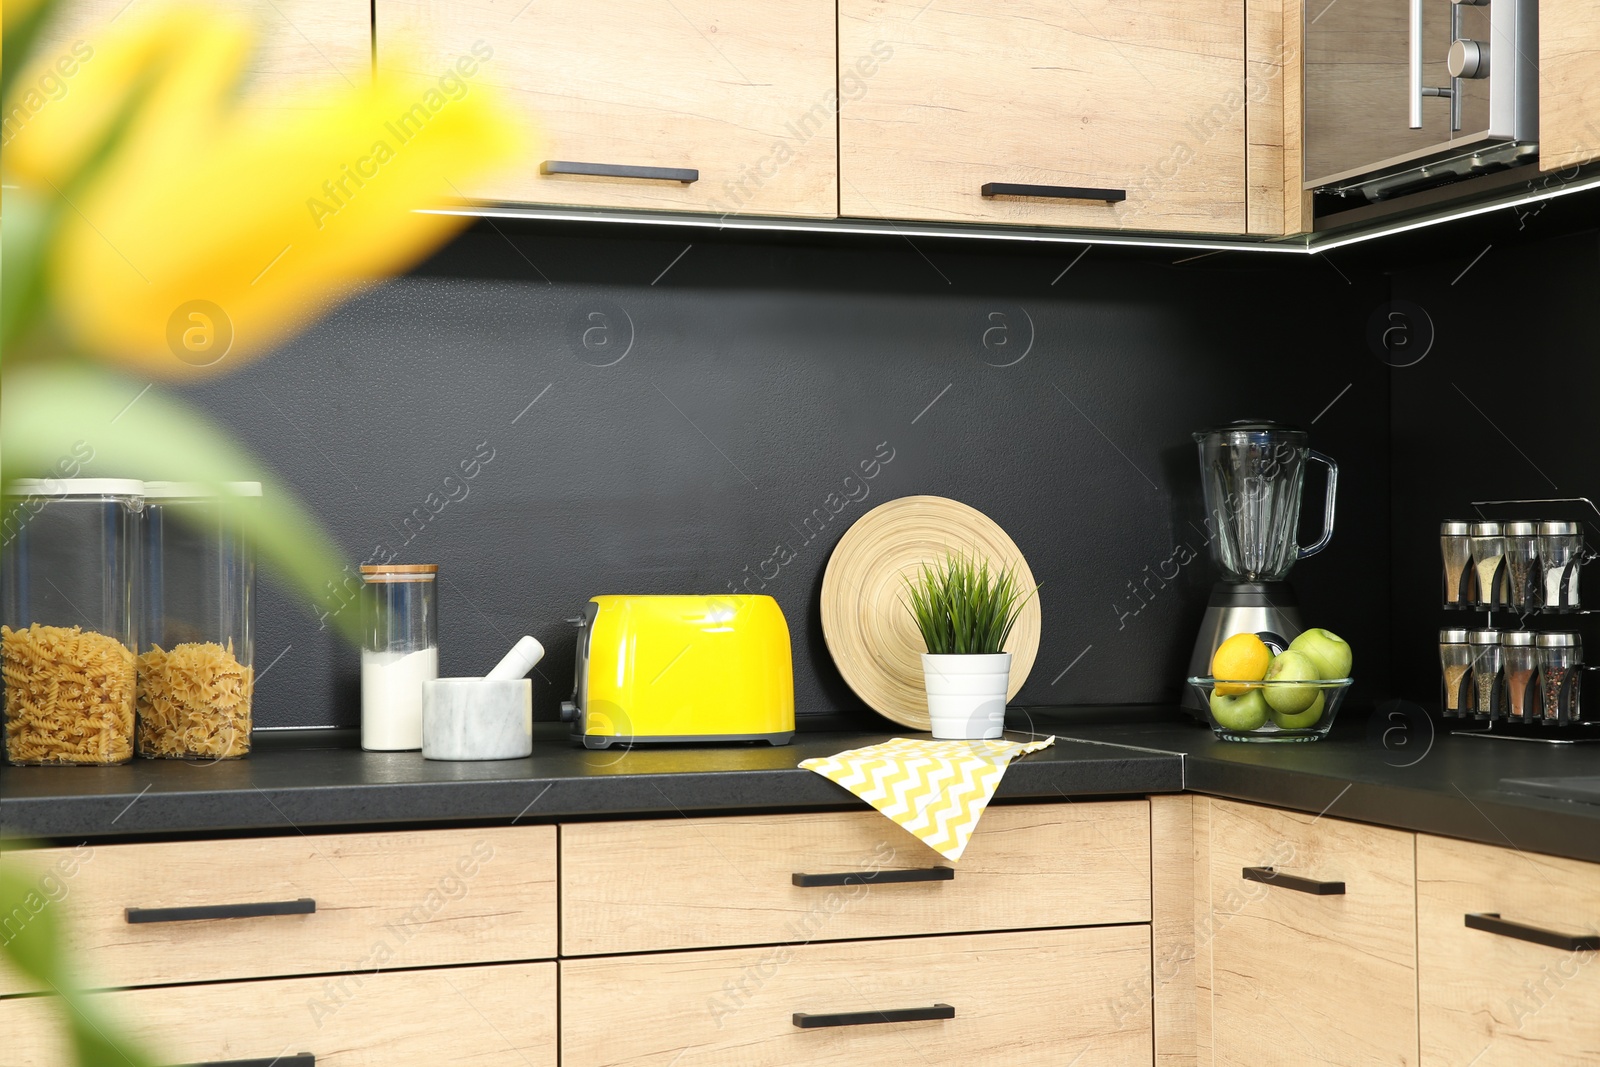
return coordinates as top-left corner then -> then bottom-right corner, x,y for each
0,961 -> 557,1066
562,926 -> 1152,1066
375,0 -> 837,218
838,0 -> 1246,234
1418,834 -> 1600,1066
1541,0 -> 1600,171
1205,799 -> 1418,1066
29,0 -> 370,113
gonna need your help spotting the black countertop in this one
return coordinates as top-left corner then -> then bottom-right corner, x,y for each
5,708 -> 1600,866
0,721 -> 1180,841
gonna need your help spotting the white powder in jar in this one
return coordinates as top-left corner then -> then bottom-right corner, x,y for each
361,647 -> 438,750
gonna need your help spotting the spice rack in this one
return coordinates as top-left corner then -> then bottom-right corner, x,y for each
1438,497 -> 1600,744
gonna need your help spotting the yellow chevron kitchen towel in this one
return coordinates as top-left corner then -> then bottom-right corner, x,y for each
799,736 -> 1056,861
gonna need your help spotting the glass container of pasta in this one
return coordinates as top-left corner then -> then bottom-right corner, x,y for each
2,478 -> 143,765
138,482 -> 258,759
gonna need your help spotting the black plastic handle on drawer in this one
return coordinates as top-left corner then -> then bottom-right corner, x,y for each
1241,867 -> 1346,896
792,865 -> 954,888
171,1056 -> 314,1067
1466,912 -> 1600,952
125,898 -> 316,924
793,1004 -> 955,1029
540,160 -> 698,183
980,182 -> 1126,203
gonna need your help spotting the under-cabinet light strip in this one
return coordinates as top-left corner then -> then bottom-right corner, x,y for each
418,168 -> 1600,258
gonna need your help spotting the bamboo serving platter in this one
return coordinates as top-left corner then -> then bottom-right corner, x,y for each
820,495 -> 1041,730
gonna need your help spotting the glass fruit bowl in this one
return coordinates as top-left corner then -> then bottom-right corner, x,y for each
1187,676 -> 1353,742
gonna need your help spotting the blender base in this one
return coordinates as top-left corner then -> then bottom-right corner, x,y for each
1183,582 -> 1305,715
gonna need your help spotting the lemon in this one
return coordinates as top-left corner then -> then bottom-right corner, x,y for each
1211,633 -> 1271,695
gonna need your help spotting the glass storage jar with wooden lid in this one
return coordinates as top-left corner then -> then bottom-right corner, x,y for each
1,478 -> 143,765
138,481 -> 259,759
360,564 -> 438,751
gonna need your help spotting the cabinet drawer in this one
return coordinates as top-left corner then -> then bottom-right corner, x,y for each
562,926 -> 1152,1066
1205,799 -> 1417,1066
1418,834 -> 1600,1066
0,826 -> 555,994
0,960 -> 556,1066
839,0 -> 1247,234
376,0 -> 838,218
560,801 -> 1150,955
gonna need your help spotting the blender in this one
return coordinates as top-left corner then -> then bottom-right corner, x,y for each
1184,421 -> 1338,711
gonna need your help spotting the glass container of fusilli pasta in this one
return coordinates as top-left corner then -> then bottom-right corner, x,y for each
2,478 -> 143,765
138,482 -> 258,759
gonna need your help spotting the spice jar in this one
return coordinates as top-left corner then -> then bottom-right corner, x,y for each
360,564 -> 438,751
1441,521 -> 1473,607
1469,522 -> 1506,608
138,482 -> 258,759
1537,632 -> 1583,723
1,478 -> 143,765
1539,521 -> 1583,611
1501,631 -> 1537,721
1439,628 -> 1472,716
1502,522 -> 1540,613
1467,629 -> 1502,718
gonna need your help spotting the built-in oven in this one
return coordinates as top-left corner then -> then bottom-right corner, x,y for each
1304,0 -> 1538,204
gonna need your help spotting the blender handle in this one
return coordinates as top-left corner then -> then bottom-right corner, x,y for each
1298,450 -> 1338,559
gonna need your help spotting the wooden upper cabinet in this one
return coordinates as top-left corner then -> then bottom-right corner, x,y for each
33,0 -> 370,111
374,0 -> 838,218
838,0 -> 1248,234
1541,0 -> 1600,171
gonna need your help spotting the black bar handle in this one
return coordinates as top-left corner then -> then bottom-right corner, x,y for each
792,866 -> 954,888
126,898 -> 316,924
1242,867 -> 1346,895
541,160 -> 698,184
172,1057 -> 314,1067
794,1004 -> 955,1029
1466,912 -> 1600,951
981,182 -> 1126,203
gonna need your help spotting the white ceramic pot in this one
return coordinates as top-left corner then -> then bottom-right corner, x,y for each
921,653 -> 1011,740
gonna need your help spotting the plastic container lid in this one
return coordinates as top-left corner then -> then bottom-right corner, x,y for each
1440,521 -> 1471,535
1539,521 -> 1581,535
1536,632 -> 1583,647
1468,629 -> 1502,643
5,477 -> 145,497
1469,521 -> 1503,536
1504,521 -> 1538,536
144,480 -> 263,499
1439,628 -> 1470,642
1501,631 -> 1536,646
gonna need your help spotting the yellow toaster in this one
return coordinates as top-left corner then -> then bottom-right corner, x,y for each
559,595 -> 795,749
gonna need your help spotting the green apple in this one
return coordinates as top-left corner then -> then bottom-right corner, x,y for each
1210,688 -> 1269,732
1263,650 -> 1320,714
1288,628 -> 1353,681
1269,691 -> 1326,730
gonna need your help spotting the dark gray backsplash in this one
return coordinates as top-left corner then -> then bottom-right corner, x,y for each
1390,225 -> 1600,709
175,226 -> 1393,728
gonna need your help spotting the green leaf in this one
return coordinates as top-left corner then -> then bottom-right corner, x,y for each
0,364 -> 362,643
1,0 -> 65,106
900,549 -> 1040,656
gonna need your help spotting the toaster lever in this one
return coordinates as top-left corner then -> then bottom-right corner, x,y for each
560,700 -> 578,722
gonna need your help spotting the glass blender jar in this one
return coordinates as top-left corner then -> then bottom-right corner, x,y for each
1185,421 -> 1338,710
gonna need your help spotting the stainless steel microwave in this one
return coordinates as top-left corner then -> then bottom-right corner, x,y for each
1305,0 -> 1538,201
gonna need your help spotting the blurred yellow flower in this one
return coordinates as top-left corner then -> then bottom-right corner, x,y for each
6,3 -> 528,375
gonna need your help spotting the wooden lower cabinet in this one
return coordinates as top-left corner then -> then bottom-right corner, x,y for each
1203,799 -> 1418,1066
561,926 -> 1153,1066
1417,834 -> 1600,1066
0,826 -> 557,995
561,801 -> 1151,955
0,961 -> 557,1066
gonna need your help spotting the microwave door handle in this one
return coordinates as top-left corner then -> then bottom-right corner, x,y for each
1409,0 -> 1424,128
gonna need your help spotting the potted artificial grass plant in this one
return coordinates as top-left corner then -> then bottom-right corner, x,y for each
904,553 -> 1038,739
